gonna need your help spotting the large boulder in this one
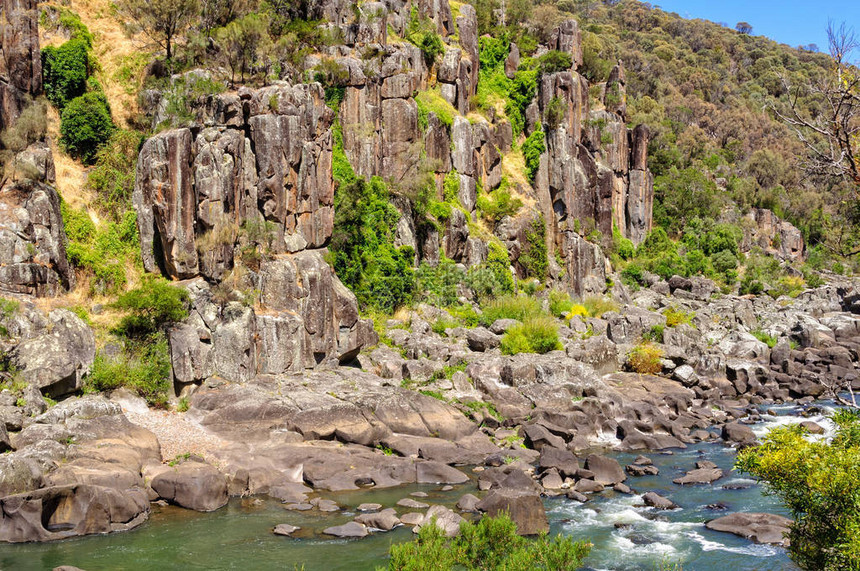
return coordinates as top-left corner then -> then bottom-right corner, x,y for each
150,460 -> 228,512
584,454 -> 626,486
477,489 -> 549,535
705,512 -> 792,546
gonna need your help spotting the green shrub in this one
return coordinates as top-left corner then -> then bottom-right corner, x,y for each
522,125 -> 546,184
612,226 -> 634,260
443,170 -> 460,202
663,306 -> 694,327
636,227 -> 676,259
419,32 -> 444,66
649,252 -> 689,281
416,258 -> 466,307
416,89 -> 458,130
113,276 -> 190,337
628,342 -> 663,375
477,187 -> 523,225
751,329 -> 778,348
621,263 -> 646,289
41,39 -> 90,109
501,317 -> 561,355
519,217 -> 548,280
484,241 -> 515,294
60,92 -> 115,163
85,335 -> 172,408
643,324 -> 665,343
736,409 -> 860,571
582,295 -> 619,318
549,290 -> 574,317
448,304 -> 480,327
62,204 -> 139,294
481,295 -> 543,325
87,129 -> 144,215
331,177 -> 414,312
711,249 -> 739,281
537,50 -> 573,75
387,511 -> 591,570
739,274 -> 765,295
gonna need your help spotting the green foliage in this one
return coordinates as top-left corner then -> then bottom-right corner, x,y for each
215,12 -> 272,84
582,295 -> 619,318
636,227 -> 676,259
519,217 -> 548,280
653,168 -> 723,236
0,297 -> 19,338
419,32 -> 444,66
500,317 -> 561,355
331,177 -> 414,313
737,410 -> 860,570
612,226 -> 635,260
443,170 -> 460,203
739,274 -> 765,296
481,294 -> 542,325
60,92 -> 115,164
416,89 -> 458,130
331,120 -> 356,185
751,329 -> 778,348
682,218 -> 743,256
113,276 -> 190,337
548,290 -> 574,318
643,324 -> 665,343
522,126 -> 546,184
628,342 -> 664,375
388,511 -> 591,571
536,50 -> 573,75
663,306 -> 694,327
85,335 -> 172,408
56,8 -> 95,46
87,130 -> 144,216
621,263 -> 646,289
710,249 -> 739,282
482,241 -> 515,295
62,203 -> 140,295
416,258 -> 466,308
507,68 -> 538,136
41,39 -> 90,109
477,187 -> 523,225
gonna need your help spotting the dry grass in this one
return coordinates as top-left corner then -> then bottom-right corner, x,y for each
501,148 -> 536,207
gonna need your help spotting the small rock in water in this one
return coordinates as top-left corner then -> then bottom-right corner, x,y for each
284,503 -> 313,511
626,464 -> 659,477
311,498 -> 340,512
566,490 -> 589,503
357,503 -> 382,512
627,533 -> 654,545
273,524 -> 300,537
397,498 -> 430,509
642,491 -> 678,510
456,493 -> 480,512
633,455 -> 653,466
355,508 -> 400,531
722,482 -> 752,490
614,522 -> 630,530
800,420 -> 825,434
705,502 -> 729,511
613,483 -> 632,494
440,485 -> 453,491
410,491 -> 428,497
322,522 -> 368,538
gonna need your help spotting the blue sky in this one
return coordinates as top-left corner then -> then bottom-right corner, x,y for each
653,1 -> 860,52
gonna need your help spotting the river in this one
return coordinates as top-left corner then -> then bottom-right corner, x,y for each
0,402 -> 835,570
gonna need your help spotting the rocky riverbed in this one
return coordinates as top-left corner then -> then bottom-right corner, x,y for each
1,275 -> 858,561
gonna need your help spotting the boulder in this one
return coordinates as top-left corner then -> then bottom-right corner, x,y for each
456,493 -> 480,512
273,524 -> 300,536
466,327 -> 500,352
642,491 -> 678,510
673,466 -> 723,485
584,454 -> 626,485
355,508 -> 400,531
416,461 -> 469,484
323,521 -> 368,538
150,460 -> 228,512
705,512 -> 792,546
414,505 -> 463,537
721,422 -> 757,444
477,489 -> 549,535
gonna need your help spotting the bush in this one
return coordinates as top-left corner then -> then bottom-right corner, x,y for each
739,274 -> 765,296
636,227 -> 676,259
711,249 -> 739,280
481,294 -> 543,325
501,317 -> 562,355
60,92 -> 115,163
484,241 -> 515,294
663,306 -> 694,327
751,329 -> 778,348
537,50 -> 573,74
87,129 -> 144,215
522,125 -> 546,184
41,39 -> 90,109
416,258 -> 466,307
648,252 -> 689,281
628,342 -> 663,375
387,511 -> 591,570
419,32 -> 444,66
477,187 -> 523,225
643,324 -> 664,343
113,276 -> 190,337
736,409 -> 860,571
416,89 -> 458,130
620,263 -> 646,289
85,336 -> 172,408
548,289 -> 574,317
519,217 -> 548,281
330,177 -> 415,312
582,295 -> 619,318
62,204 -> 139,295
612,226 -> 634,260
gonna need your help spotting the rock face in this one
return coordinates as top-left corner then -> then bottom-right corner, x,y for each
133,84 -> 376,392
0,0 -> 42,131
150,459 -> 228,512
477,488 -> 549,536
743,208 -> 805,262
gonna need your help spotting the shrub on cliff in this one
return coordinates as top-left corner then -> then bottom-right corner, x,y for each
501,317 -> 562,355
113,276 -> 190,337
522,126 -> 546,185
519,217 -> 548,281
87,129 -> 144,216
330,177 -> 414,313
85,337 -> 172,408
60,92 -> 115,164
481,294 -> 542,325
737,409 -> 860,570
41,38 -> 90,109
388,512 -> 591,570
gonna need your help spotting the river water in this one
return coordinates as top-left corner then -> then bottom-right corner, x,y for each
0,403 -> 835,571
